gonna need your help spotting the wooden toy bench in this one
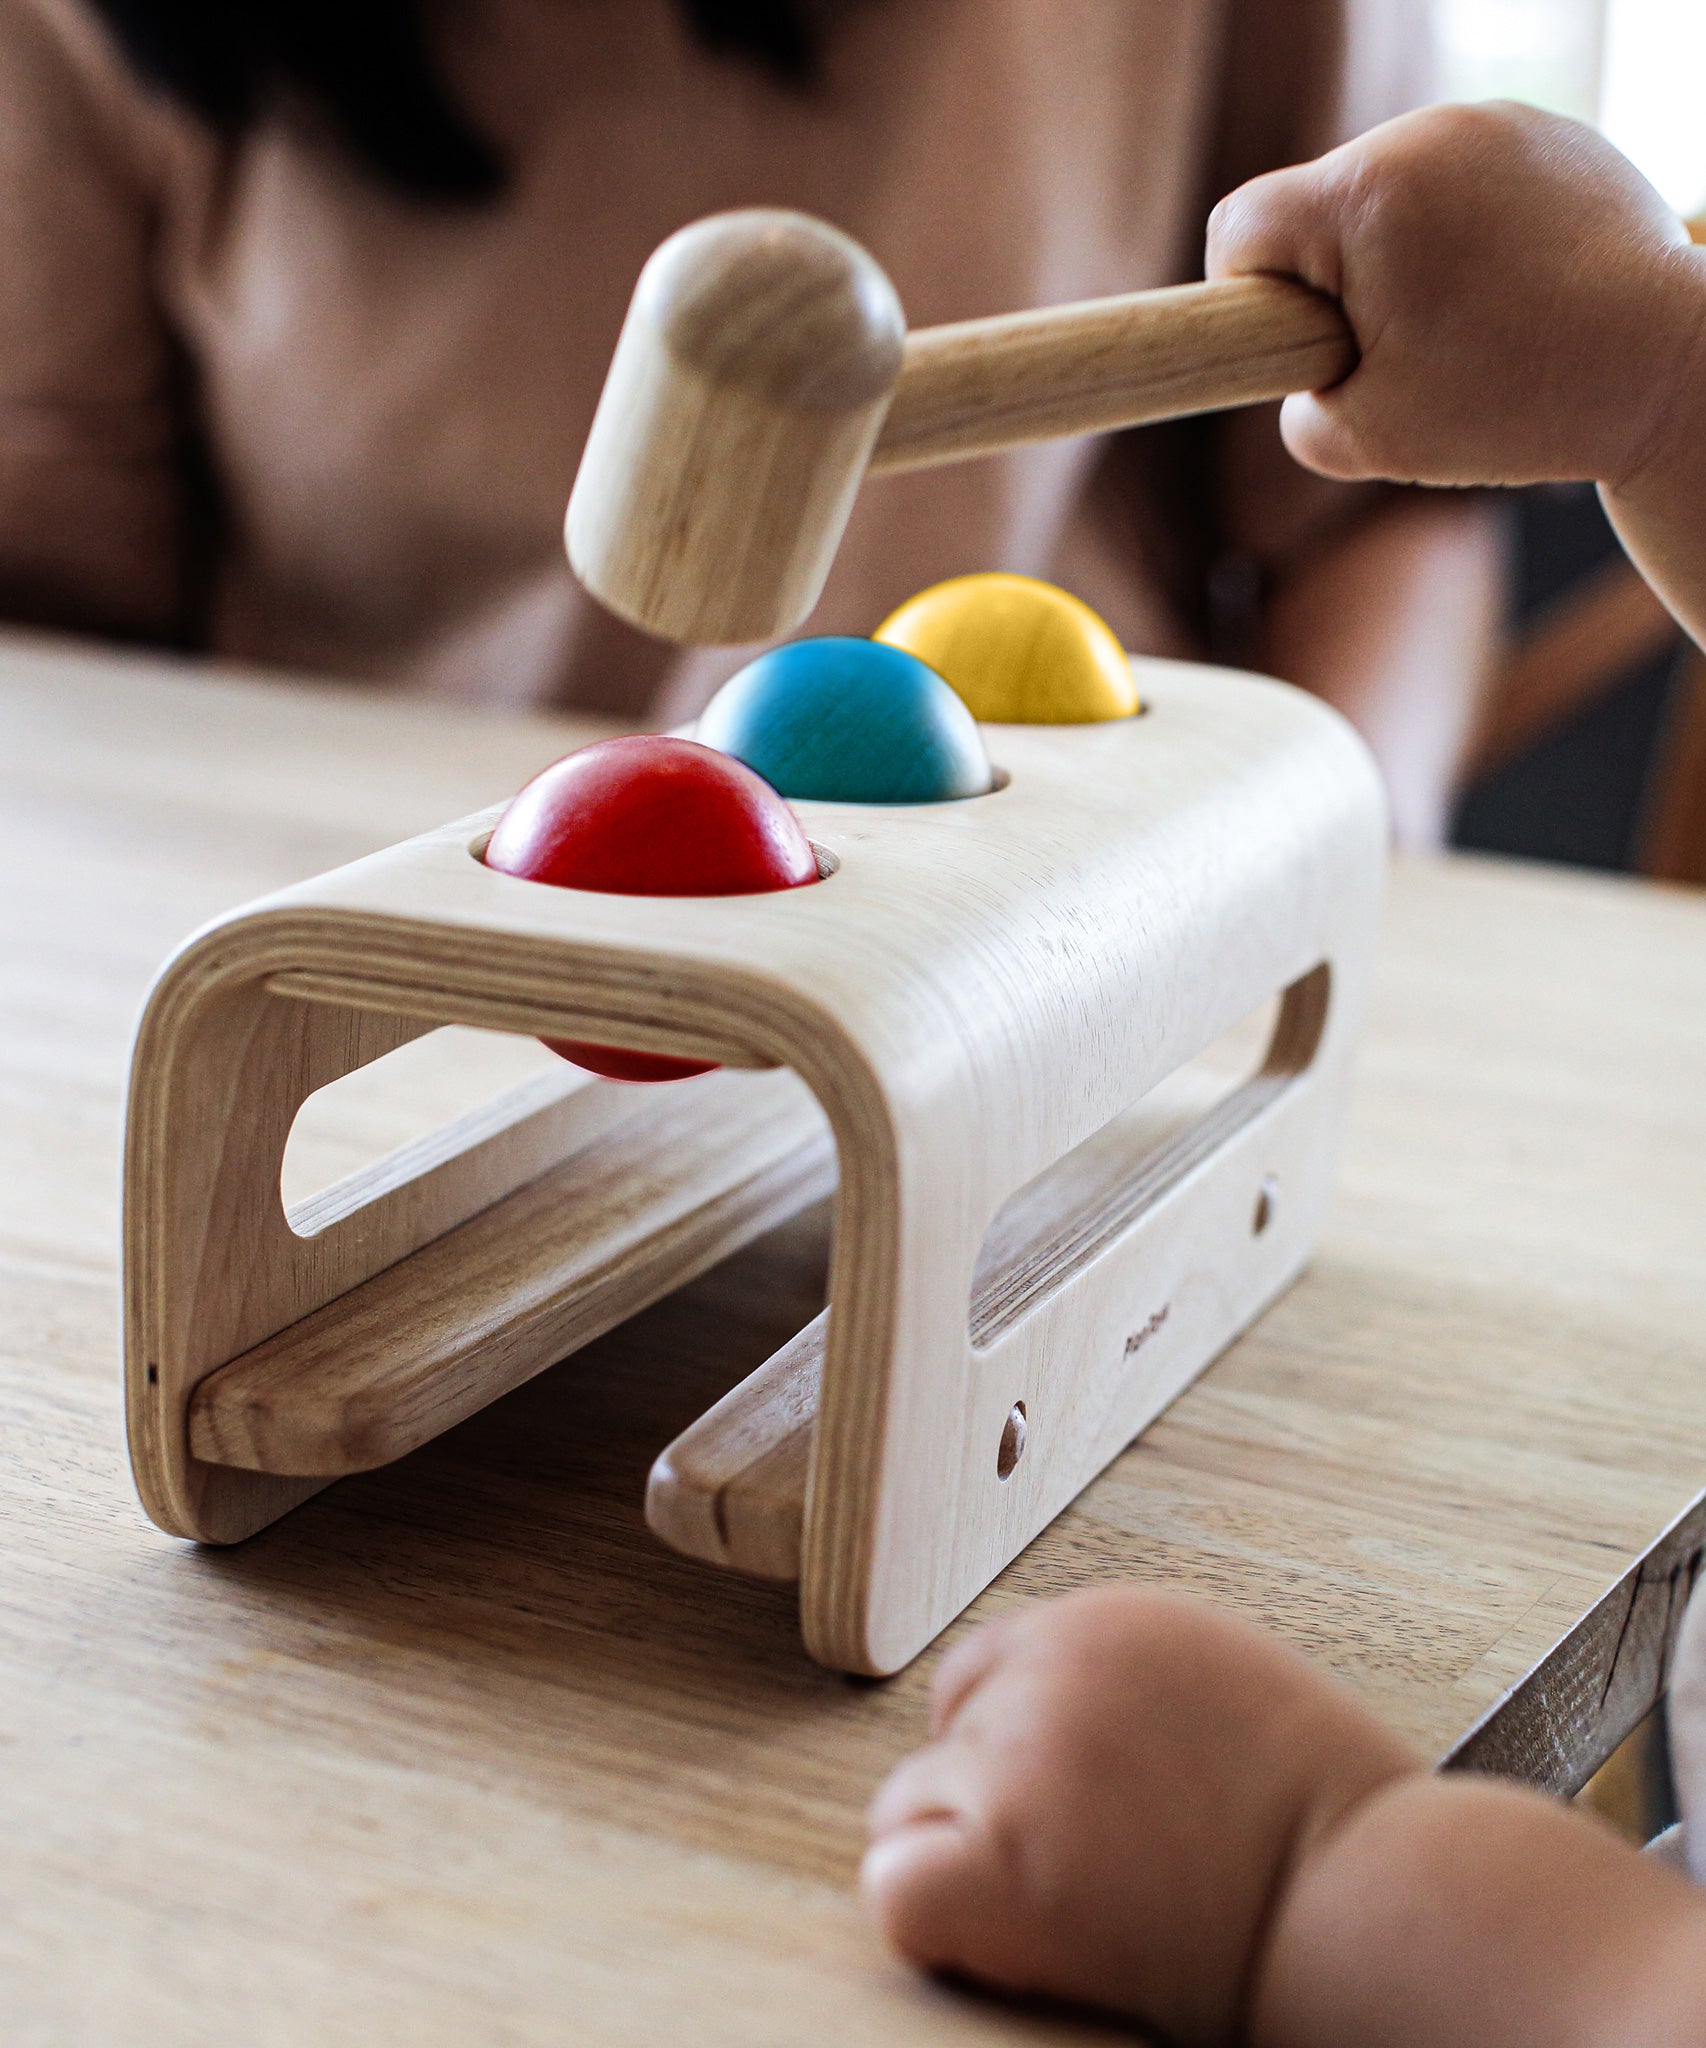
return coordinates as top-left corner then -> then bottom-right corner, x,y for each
124,660 -> 1382,1674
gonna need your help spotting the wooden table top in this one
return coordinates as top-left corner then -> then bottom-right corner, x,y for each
8,633 -> 1706,2043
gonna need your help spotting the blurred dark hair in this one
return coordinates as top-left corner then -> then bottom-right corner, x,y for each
86,0 -> 849,201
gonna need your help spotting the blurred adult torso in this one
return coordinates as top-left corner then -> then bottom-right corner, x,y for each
0,0 -> 1423,715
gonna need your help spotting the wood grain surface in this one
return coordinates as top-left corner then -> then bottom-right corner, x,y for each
126,663 -> 1382,1674
7,633 -> 1706,2043
187,1069 -> 836,1479
566,209 -> 905,645
869,275 -> 1352,473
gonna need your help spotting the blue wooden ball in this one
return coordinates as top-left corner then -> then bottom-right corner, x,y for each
695,637 -> 993,804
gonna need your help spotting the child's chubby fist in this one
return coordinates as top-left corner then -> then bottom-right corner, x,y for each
1208,102 -> 1706,494
861,1587 -> 1416,2042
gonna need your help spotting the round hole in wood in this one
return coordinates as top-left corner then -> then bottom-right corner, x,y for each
997,1401 -> 1028,1481
1253,1175 -> 1279,1236
470,826 -> 840,881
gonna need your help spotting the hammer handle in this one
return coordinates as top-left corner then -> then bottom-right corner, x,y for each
869,275 -> 1355,475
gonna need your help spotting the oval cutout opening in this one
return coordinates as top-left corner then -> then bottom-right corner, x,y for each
968,966 -> 1330,1348
281,1025 -> 594,1237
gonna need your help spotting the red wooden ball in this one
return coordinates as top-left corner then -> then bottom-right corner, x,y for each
484,735 -> 818,1082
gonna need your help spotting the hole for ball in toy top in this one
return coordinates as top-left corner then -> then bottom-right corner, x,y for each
471,826 -> 839,878
481,735 -> 821,1083
696,636 -> 994,804
485,735 -> 819,897
875,573 -> 1140,725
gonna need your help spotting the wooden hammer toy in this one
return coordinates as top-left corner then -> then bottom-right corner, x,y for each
566,207 -> 1354,644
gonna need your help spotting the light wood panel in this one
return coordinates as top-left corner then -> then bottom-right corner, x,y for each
646,972 -> 1331,1581
647,1307 -> 827,1580
646,1000 -> 1299,1583
9,635 -> 1706,2043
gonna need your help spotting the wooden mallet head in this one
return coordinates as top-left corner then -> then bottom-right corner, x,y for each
565,210 -> 906,648
566,209 -> 1355,647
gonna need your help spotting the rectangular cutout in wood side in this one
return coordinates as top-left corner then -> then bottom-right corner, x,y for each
969,965 -> 1329,1348
645,965 -> 1331,1581
191,1068 -> 834,1478
280,1025 -> 593,1236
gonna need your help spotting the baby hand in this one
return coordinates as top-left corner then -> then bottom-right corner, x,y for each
1208,102 -> 1704,494
861,1587 -> 1415,2041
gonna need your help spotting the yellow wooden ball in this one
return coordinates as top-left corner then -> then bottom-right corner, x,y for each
873,573 -> 1139,724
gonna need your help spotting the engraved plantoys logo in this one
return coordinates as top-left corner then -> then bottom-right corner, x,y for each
1123,1305 -> 1171,1358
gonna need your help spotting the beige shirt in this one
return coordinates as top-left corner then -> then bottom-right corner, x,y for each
0,0 -> 1426,719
